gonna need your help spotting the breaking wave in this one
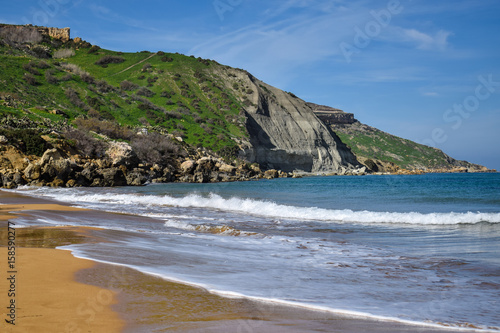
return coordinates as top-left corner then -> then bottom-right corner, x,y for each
17,188 -> 500,225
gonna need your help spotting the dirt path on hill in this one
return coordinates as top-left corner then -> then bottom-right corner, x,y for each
109,52 -> 157,77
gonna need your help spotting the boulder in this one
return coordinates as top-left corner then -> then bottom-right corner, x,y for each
41,157 -> 71,181
218,163 -> 236,174
180,160 -> 196,174
105,141 -> 138,167
100,168 -> 127,187
40,148 -> 64,165
126,168 -> 148,186
24,162 -> 41,180
264,169 -> 278,179
2,146 -> 29,171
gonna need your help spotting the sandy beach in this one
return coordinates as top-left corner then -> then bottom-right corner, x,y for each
0,190 -> 477,333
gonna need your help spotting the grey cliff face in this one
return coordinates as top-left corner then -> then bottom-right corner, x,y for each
222,69 -> 360,173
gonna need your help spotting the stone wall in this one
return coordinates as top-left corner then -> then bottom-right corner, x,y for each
314,111 -> 356,125
307,102 -> 356,125
0,24 -> 70,43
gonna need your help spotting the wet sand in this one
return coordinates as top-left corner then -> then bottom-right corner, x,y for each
0,190 -> 473,332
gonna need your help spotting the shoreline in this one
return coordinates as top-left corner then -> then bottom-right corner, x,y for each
0,190 -> 494,332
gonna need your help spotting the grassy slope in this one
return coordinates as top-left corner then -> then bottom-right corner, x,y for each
0,41 -> 248,155
331,122 -> 456,170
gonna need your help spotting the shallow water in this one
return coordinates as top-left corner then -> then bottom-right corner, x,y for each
10,173 -> 500,330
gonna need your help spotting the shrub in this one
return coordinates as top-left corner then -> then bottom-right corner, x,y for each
164,110 -> 182,119
142,63 -> 152,72
131,132 -> 179,165
36,60 -> 50,69
23,73 -> 38,86
120,80 -> 138,91
80,72 -> 95,84
160,56 -> 173,62
88,45 -> 101,54
23,63 -> 41,76
64,128 -> 106,158
53,49 -> 75,59
136,87 -> 155,97
160,91 -> 172,98
60,63 -> 87,76
32,45 -> 51,58
86,96 -> 102,110
7,129 -> 47,156
147,76 -> 158,84
60,73 -> 73,82
65,88 -> 88,110
95,55 -> 125,66
201,124 -> 213,135
74,117 -> 133,140
96,80 -> 114,93
45,71 -> 58,84
137,103 -> 151,111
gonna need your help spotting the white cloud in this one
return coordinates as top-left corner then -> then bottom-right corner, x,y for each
402,29 -> 452,51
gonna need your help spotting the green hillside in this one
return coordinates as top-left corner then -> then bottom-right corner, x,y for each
0,36 -> 249,158
330,122 -> 475,171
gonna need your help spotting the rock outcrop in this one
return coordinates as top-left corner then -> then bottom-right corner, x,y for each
0,24 -> 70,43
219,68 -> 361,173
0,141 -> 268,188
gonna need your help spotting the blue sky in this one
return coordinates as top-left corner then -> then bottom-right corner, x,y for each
2,0 -> 500,170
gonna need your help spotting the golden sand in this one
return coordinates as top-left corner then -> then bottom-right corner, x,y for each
0,202 -> 124,333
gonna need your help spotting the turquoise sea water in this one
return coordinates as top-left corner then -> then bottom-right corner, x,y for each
11,173 -> 500,331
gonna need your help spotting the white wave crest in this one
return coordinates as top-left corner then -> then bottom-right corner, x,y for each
25,190 -> 500,225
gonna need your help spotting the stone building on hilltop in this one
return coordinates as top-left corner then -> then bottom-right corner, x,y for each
0,23 -> 70,43
307,102 -> 356,125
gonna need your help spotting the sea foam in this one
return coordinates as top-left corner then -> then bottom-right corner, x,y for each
20,189 -> 500,225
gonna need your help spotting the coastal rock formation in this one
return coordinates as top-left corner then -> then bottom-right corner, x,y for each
0,142 -> 267,188
218,68 -> 362,173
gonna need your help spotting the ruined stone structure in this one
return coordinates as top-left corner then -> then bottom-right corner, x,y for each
307,103 -> 356,125
0,24 -> 70,43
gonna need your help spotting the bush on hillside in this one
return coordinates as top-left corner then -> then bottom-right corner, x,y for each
73,117 -> 133,141
23,73 -> 38,86
136,87 -> 155,97
0,128 -> 48,156
88,45 -> 101,54
80,72 -> 95,84
63,128 -> 106,158
96,80 -> 114,93
120,80 -> 138,91
65,88 -> 88,110
45,71 -> 58,84
95,55 -> 125,66
53,49 -> 75,59
131,132 -> 179,165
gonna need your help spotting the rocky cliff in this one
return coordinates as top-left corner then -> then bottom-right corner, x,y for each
217,68 -> 362,173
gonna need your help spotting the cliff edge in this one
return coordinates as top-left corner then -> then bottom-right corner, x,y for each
216,68 -> 362,173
